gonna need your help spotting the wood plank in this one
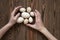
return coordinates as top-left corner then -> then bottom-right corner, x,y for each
0,0 -> 60,40
54,0 -> 60,40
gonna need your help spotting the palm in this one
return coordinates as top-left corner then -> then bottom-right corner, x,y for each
26,10 -> 44,31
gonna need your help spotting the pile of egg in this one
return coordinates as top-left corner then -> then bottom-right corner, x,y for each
17,7 -> 35,24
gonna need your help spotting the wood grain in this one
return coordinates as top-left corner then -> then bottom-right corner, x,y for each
0,0 -> 60,40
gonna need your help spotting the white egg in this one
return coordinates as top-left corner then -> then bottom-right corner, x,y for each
29,17 -> 33,23
17,17 -> 24,23
27,7 -> 31,12
21,12 -> 30,18
30,12 -> 34,17
20,8 -> 26,12
24,19 -> 29,24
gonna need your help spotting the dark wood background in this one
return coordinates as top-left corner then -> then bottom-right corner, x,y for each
0,0 -> 60,40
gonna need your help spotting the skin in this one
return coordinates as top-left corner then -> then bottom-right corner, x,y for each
26,10 -> 57,40
0,6 -> 21,39
0,6 -> 57,40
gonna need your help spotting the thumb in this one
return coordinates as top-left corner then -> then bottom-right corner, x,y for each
26,24 -> 33,27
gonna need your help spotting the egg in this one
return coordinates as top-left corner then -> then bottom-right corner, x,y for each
29,17 -> 33,23
17,17 -> 24,23
30,12 -> 34,17
27,7 -> 31,12
21,12 -> 30,18
20,8 -> 26,12
24,19 -> 29,24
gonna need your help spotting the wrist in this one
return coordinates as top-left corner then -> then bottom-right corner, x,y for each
38,26 -> 46,32
7,22 -> 14,27
38,27 -> 57,40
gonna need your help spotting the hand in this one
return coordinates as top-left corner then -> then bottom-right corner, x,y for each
26,10 -> 45,31
26,10 -> 57,40
8,6 -> 21,26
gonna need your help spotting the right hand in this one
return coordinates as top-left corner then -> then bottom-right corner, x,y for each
26,10 -> 45,31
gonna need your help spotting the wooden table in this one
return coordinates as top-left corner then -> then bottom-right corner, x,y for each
0,0 -> 60,40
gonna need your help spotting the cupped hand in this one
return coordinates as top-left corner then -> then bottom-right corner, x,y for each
8,6 -> 21,25
26,10 -> 45,31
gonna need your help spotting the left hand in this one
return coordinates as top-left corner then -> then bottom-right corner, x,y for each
26,10 -> 45,31
8,6 -> 21,26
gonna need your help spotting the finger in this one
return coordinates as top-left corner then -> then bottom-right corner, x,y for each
26,24 -> 33,27
12,6 -> 22,15
34,10 -> 41,22
12,6 -> 22,16
34,12 -> 38,23
26,24 -> 36,29
34,10 -> 40,18
35,10 -> 41,17
34,12 -> 37,18
15,13 -> 20,19
34,11 -> 39,20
